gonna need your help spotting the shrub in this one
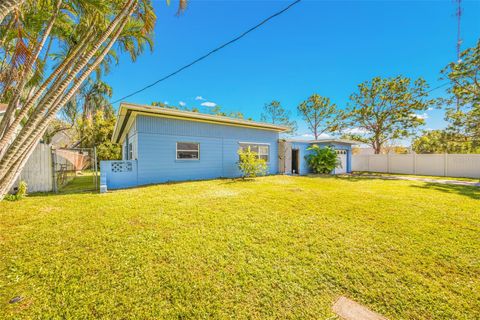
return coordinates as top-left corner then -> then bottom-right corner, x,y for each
4,181 -> 28,201
305,145 -> 340,174
237,147 -> 268,179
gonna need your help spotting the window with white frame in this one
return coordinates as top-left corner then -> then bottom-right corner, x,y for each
128,142 -> 133,160
176,142 -> 200,160
239,143 -> 269,162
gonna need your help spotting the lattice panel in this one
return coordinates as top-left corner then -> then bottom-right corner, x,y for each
111,161 -> 133,173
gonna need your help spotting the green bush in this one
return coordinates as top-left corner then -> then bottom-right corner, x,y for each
305,145 -> 340,174
237,147 -> 268,179
5,181 -> 28,201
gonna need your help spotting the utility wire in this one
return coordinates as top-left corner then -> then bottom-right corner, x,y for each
426,82 -> 449,93
111,0 -> 302,104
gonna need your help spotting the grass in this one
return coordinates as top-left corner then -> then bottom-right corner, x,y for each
353,171 -> 480,182
59,171 -> 99,194
1,175 -> 479,319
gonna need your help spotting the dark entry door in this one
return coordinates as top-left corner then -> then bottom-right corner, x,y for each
291,149 -> 299,174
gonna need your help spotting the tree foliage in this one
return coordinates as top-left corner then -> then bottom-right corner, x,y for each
151,102 -> 247,119
260,100 -> 297,134
305,145 -> 340,174
237,147 -> 267,179
441,40 -> 480,147
0,0 -> 191,199
297,94 -> 337,140
339,76 -> 435,154
79,108 -> 121,162
412,130 -> 479,154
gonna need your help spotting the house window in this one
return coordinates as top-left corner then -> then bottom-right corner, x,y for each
239,143 -> 269,162
128,143 -> 133,160
176,142 -> 200,160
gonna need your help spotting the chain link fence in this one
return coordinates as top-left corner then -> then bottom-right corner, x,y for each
52,147 -> 99,193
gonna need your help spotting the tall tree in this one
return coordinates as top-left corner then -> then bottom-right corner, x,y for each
441,40 -> 480,147
297,94 -> 337,140
0,0 -> 26,23
340,76 -> 435,154
260,100 -> 297,134
0,0 -> 188,199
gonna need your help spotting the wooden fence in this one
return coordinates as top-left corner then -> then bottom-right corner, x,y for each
12,144 -> 94,193
352,154 -> 480,178
15,143 -> 53,192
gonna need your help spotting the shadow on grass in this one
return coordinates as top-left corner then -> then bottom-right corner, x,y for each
306,174 -> 368,183
221,178 -> 257,185
59,175 -> 98,194
411,182 -> 480,200
27,175 -> 99,198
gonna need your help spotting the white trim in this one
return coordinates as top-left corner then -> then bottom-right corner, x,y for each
238,141 -> 271,145
238,142 -> 270,162
285,138 -> 359,145
176,142 -> 200,160
128,142 -> 133,160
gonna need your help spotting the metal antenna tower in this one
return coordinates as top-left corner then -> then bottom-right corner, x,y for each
456,0 -> 462,61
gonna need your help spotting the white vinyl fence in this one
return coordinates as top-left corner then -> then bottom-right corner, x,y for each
352,154 -> 480,178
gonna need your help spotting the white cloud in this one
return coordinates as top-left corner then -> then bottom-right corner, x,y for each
300,133 -> 330,139
179,101 -> 186,107
195,96 -> 205,101
164,101 -> 169,105
343,127 -> 368,135
201,101 -> 216,108
427,107 -> 434,111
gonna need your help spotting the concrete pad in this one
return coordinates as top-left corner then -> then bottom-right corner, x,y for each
351,174 -> 480,187
332,296 -> 387,320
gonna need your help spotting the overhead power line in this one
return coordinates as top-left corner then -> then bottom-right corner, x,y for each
425,82 -> 449,94
111,0 -> 303,104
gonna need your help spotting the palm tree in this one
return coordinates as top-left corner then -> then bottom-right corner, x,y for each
0,0 -> 26,23
0,0 -> 63,140
0,0 -> 187,199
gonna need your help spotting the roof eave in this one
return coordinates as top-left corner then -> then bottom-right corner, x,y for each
112,102 -> 289,144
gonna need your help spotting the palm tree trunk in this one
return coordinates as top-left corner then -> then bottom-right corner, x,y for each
0,133 -> 36,198
0,0 -> 25,23
0,0 -> 135,166
0,32 -> 93,154
0,0 -> 62,145
0,1 -> 137,195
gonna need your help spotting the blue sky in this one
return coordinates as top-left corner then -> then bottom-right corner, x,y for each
105,0 -> 480,143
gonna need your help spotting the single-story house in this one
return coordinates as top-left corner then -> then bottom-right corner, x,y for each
100,103 -> 356,191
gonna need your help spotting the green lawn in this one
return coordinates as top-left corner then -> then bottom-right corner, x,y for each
1,175 -> 479,319
59,171 -> 99,194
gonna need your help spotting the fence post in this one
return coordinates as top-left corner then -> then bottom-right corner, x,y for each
413,153 -> 417,174
444,153 -> 448,177
93,146 -> 98,190
387,152 -> 391,173
51,149 -> 58,193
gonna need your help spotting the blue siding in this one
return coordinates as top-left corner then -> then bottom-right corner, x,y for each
135,115 -> 279,185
